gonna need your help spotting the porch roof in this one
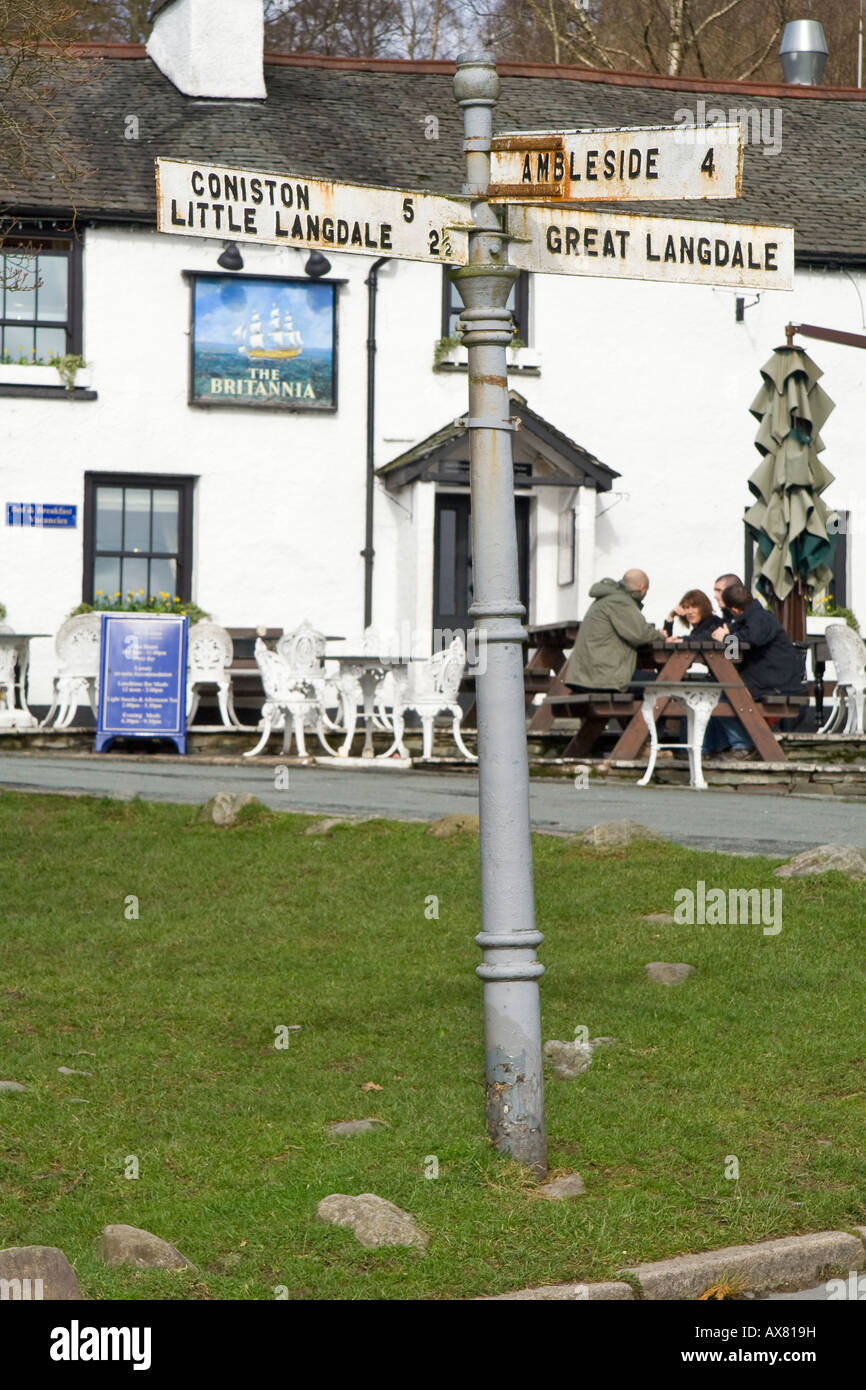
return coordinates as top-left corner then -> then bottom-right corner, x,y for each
377,391 -> 619,492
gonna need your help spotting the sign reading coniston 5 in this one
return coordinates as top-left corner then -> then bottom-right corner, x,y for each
489,126 -> 742,202
156,158 -> 473,265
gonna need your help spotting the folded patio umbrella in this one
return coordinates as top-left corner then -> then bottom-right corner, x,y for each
744,347 -> 838,640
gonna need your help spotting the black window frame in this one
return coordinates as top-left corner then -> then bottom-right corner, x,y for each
441,267 -> 530,342
0,220 -> 83,363
82,473 -> 195,605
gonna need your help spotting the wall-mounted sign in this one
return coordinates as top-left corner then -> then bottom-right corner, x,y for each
188,273 -> 337,411
96,613 -> 188,754
6,503 -> 77,528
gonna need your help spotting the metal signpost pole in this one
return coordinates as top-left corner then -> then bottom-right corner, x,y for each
452,52 -> 547,1179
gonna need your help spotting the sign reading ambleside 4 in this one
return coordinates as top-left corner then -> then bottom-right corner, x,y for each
489,125 -> 742,202
506,206 -> 794,290
96,614 -> 188,755
156,158 -> 473,265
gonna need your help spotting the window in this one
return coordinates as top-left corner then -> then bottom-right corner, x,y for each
83,475 -> 194,604
441,268 -> 530,342
0,229 -> 82,364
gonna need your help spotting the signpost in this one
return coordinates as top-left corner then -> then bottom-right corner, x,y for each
506,205 -> 794,290
154,54 -> 794,1182
156,158 -> 473,265
96,614 -> 188,755
489,125 -> 742,202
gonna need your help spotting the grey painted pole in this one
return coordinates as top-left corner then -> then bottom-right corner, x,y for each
451,52 -> 547,1179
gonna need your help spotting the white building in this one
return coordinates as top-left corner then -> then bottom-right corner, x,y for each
1,0 -> 863,710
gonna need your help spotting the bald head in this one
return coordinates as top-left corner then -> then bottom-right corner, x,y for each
622,568 -> 649,597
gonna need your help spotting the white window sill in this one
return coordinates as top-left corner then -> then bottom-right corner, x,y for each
0,364 -> 92,389
435,346 -> 542,373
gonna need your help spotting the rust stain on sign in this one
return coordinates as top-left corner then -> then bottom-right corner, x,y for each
489,125 -> 742,203
155,157 -> 473,265
506,204 -> 793,290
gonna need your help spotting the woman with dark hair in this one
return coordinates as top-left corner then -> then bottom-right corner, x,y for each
662,588 -> 743,756
663,589 -> 720,641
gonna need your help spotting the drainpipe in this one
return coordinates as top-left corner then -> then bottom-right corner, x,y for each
362,256 -> 389,629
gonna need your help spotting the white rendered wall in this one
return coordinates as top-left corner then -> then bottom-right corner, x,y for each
2,219 -> 863,704
522,266 -> 865,633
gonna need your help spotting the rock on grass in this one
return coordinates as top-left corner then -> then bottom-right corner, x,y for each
536,1173 -> 587,1200
98,1224 -> 193,1270
326,1119 -> 387,1137
427,813 -> 479,837
645,962 -> 695,985
543,1039 -> 594,1079
774,844 -> 866,880
197,793 -> 267,828
0,1245 -> 82,1299
579,820 -> 666,848
316,1193 -> 428,1251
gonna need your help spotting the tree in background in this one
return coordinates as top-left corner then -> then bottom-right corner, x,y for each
0,0 -> 97,277
469,0 -> 859,84
19,0 -> 863,80
264,0 -> 468,58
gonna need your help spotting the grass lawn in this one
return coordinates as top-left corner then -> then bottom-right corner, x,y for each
1,788 -> 864,1301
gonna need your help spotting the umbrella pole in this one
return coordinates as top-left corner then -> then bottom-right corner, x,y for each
770,580 -> 807,642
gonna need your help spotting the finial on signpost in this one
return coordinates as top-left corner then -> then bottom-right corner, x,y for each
452,55 -> 548,1180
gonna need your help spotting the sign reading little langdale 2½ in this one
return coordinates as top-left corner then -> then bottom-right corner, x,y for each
156,159 -> 473,264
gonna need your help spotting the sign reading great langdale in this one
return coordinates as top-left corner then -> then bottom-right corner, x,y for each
507,206 -> 794,290
156,158 -> 473,265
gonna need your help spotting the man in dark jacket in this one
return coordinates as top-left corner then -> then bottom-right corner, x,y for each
564,570 -> 675,692
713,573 -> 743,627
718,583 -> 806,697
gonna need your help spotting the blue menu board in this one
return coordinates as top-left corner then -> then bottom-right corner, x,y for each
96,614 -> 188,754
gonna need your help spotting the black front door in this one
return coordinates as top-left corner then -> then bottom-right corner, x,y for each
433,494 -> 530,640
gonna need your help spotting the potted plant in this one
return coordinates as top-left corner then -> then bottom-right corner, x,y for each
0,349 -> 91,391
807,594 -> 860,635
69,591 -> 210,623
433,334 -> 469,369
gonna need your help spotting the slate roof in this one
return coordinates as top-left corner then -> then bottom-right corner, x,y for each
378,390 -> 619,490
2,49 -> 864,264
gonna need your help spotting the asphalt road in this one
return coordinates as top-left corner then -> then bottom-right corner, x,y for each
2,754 -> 865,856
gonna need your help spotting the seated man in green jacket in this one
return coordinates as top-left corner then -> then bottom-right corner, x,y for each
564,569 -> 677,692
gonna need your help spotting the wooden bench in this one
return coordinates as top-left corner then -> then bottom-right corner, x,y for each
547,689 -> 811,759
545,691 -> 642,758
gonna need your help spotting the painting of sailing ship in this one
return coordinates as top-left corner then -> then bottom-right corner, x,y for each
191,275 -> 337,410
235,305 -> 303,360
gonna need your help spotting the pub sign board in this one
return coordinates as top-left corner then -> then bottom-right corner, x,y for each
188,273 -> 337,411
96,613 -> 188,754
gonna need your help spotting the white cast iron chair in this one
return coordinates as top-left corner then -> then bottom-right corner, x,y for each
821,622 -> 866,735
41,613 -> 101,727
186,621 -> 240,728
0,623 -> 17,711
383,636 -> 477,762
244,624 -> 338,758
337,626 -> 396,736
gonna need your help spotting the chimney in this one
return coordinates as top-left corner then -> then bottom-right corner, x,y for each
147,0 -> 266,99
778,20 -> 829,85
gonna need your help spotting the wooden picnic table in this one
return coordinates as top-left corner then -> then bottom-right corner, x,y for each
525,621 -> 580,731
610,639 -> 790,763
